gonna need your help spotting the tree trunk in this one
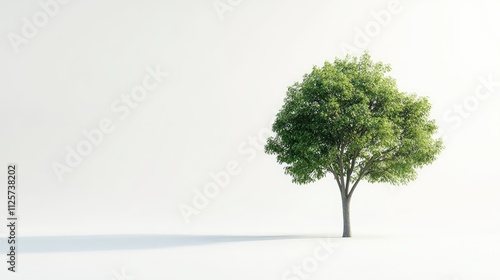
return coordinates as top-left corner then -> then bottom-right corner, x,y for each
342,195 -> 351,238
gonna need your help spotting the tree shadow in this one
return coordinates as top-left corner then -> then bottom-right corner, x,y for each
0,234 -> 340,253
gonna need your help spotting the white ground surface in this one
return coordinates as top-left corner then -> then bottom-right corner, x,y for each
1,231 -> 499,280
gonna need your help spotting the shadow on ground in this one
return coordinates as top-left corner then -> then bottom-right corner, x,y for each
0,234 -> 339,253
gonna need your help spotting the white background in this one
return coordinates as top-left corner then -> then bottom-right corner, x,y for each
0,0 -> 499,279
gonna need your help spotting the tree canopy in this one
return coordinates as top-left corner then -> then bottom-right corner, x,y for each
265,53 -> 443,201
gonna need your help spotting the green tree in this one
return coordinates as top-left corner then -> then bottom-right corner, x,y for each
265,53 -> 443,237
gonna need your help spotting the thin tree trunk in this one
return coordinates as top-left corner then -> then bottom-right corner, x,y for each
342,195 -> 351,237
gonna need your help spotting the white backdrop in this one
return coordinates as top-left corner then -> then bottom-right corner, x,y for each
0,0 -> 499,279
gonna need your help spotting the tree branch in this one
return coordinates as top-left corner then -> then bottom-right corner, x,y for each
346,152 -> 379,200
345,148 -> 361,194
338,144 -> 346,189
347,146 -> 400,199
328,164 -> 345,196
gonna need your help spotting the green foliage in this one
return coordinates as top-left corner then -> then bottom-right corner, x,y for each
265,53 -> 443,194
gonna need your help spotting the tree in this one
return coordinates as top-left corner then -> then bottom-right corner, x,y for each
265,53 -> 443,237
